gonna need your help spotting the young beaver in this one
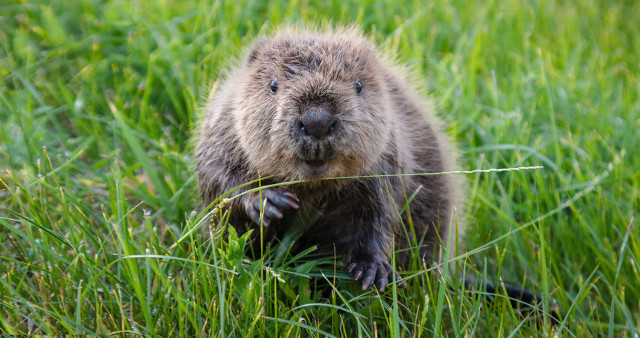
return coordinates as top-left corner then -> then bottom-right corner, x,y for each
196,27 -> 463,291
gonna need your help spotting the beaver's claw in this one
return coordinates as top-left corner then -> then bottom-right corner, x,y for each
347,254 -> 406,291
245,188 -> 299,226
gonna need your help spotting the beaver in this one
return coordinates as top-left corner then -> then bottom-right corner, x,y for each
196,27 -> 463,291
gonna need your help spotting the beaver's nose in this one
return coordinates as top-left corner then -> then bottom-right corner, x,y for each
297,109 -> 337,139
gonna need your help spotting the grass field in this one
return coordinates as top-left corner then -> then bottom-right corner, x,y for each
1,0 -> 639,336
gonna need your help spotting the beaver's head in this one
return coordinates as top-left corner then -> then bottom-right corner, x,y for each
235,29 -> 395,182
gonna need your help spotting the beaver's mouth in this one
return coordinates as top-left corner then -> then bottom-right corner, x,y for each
297,154 -> 335,174
297,143 -> 336,174
303,159 -> 329,170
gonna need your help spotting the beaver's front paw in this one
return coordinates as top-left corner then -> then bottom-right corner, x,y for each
244,188 -> 299,227
346,253 -> 406,291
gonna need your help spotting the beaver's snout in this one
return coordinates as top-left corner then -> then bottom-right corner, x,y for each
297,108 -> 337,139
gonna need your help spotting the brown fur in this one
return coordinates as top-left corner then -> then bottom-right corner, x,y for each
196,27 -> 463,290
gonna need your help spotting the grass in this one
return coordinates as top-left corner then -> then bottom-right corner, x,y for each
1,0 -> 638,335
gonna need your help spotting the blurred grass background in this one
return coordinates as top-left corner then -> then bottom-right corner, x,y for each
1,0 -> 638,335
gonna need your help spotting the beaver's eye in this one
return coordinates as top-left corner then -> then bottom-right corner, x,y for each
355,81 -> 362,94
270,78 -> 279,93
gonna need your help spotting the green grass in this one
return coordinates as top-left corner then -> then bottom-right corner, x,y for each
1,0 -> 639,335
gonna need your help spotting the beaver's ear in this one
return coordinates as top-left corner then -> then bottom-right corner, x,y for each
247,38 -> 269,64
